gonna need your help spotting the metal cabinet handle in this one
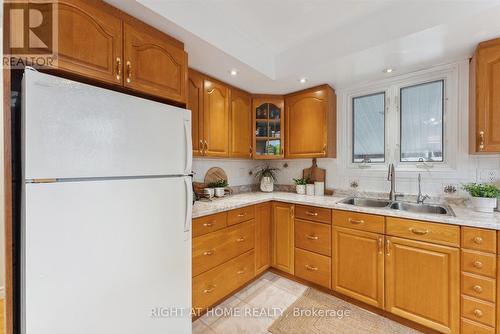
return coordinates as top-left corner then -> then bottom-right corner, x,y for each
306,234 -> 319,240
473,285 -> 483,293
204,140 -> 208,153
479,131 -> 485,150
249,146 -> 253,158
126,61 -> 132,83
348,218 -> 364,224
236,269 -> 246,275
473,236 -> 483,244
115,57 -> 121,80
199,140 -> 204,154
237,212 -> 247,217
473,309 -> 483,318
322,144 -> 327,155
378,237 -> 383,254
306,211 -> 319,216
305,265 -> 318,271
409,227 -> 429,235
203,250 -> 214,256
203,221 -> 214,227
473,261 -> 483,269
203,285 -> 216,294
236,237 -> 246,242
386,239 -> 391,256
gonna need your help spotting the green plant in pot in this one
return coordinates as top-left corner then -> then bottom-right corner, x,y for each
254,165 -> 280,192
208,179 -> 228,198
293,177 -> 309,195
462,183 -> 500,213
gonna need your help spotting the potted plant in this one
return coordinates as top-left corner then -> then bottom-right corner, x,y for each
462,183 -> 500,213
208,179 -> 228,197
293,178 -> 308,195
254,165 -> 280,192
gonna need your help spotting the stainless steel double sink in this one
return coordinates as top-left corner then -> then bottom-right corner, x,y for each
339,197 -> 454,216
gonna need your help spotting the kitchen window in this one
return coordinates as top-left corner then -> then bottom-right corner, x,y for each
344,62 -> 460,172
352,92 -> 385,163
400,80 -> 444,162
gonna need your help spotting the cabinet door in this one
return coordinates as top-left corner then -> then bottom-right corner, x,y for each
54,0 -> 123,85
230,89 -> 252,158
203,80 -> 230,157
188,69 -> 204,156
285,86 -> 336,158
385,236 -> 459,334
272,202 -> 294,274
332,227 -> 384,308
471,39 -> 500,153
252,96 -> 285,159
255,203 -> 272,275
123,21 -> 187,103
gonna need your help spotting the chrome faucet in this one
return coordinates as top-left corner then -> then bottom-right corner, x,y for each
387,163 -> 396,201
416,173 -> 430,204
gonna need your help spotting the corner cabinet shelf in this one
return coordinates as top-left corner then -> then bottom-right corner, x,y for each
252,96 -> 285,159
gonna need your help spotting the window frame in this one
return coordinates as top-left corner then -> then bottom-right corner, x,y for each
352,91 -> 386,164
341,62 -> 460,173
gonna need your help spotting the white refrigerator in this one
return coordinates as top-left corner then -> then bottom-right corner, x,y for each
21,69 -> 193,334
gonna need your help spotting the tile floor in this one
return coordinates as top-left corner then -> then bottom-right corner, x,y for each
192,271 -> 420,334
192,271 -> 305,334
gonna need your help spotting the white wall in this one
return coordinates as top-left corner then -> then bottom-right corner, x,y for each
192,158 -> 262,186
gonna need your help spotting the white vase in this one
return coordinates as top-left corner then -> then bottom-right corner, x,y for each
471,197 -> 498,213
214,187 -> 225,197
306,184 -> 315,196
296,184 -> 306,195
260,177 -> 274,192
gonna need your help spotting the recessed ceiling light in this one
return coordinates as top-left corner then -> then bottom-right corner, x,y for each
299,77 -> 307,83
229,69 -> 238,76
383,68 -> 394,73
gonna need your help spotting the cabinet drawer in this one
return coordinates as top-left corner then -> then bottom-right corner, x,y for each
461,295 -> 495,327
295,205 -> 331,224
461,249 -> 497,278
295,219 -> 331,256
193,250 -> 255,310
294,248 -> 331,289
192,212 -> 227,237
193,220 -> 255,276
462,227 -> 496,253
461,318 -> 495,334
386,217 -> 460,247
461,272 -> 496,303
227,205 -> 255,226
333,210 -> 384,234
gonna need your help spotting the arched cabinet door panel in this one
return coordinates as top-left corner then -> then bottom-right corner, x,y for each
54,0 -> 123,85
124,21 -> 187,103
203,80 -> 229,157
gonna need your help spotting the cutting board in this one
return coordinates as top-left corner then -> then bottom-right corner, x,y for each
303,158 -> 325,184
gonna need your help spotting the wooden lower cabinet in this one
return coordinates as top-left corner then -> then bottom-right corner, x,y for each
272,202 -> 295,274
255,203 -> 272,275
294,248 -> 331,289
332,227 -> 384,308
385,236 -> 460,334
193,250 -> 255,311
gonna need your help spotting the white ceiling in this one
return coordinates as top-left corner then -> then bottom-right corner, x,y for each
106,0 -> 500,94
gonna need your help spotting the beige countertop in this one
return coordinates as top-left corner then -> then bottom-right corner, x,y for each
193,191 -> 500,230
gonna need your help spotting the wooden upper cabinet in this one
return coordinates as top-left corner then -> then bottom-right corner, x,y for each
54,0 -> 123,85
285,85 -> 336,158
385,236 -> 459,334
332,227 -> 384,308
188,69 -> 204,156
272,202 -> 295,274
470,38 -> 500,153
203,79 -> 230,157
123,21 -> 187,103
230,89 -> 253,158
255,203 -> 272,275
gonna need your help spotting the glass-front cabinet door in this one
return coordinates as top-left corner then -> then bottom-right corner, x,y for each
252,96 -> 285,159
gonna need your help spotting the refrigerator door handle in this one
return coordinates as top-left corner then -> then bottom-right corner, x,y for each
184,177 -> 192,233
184,118 -> 193,175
